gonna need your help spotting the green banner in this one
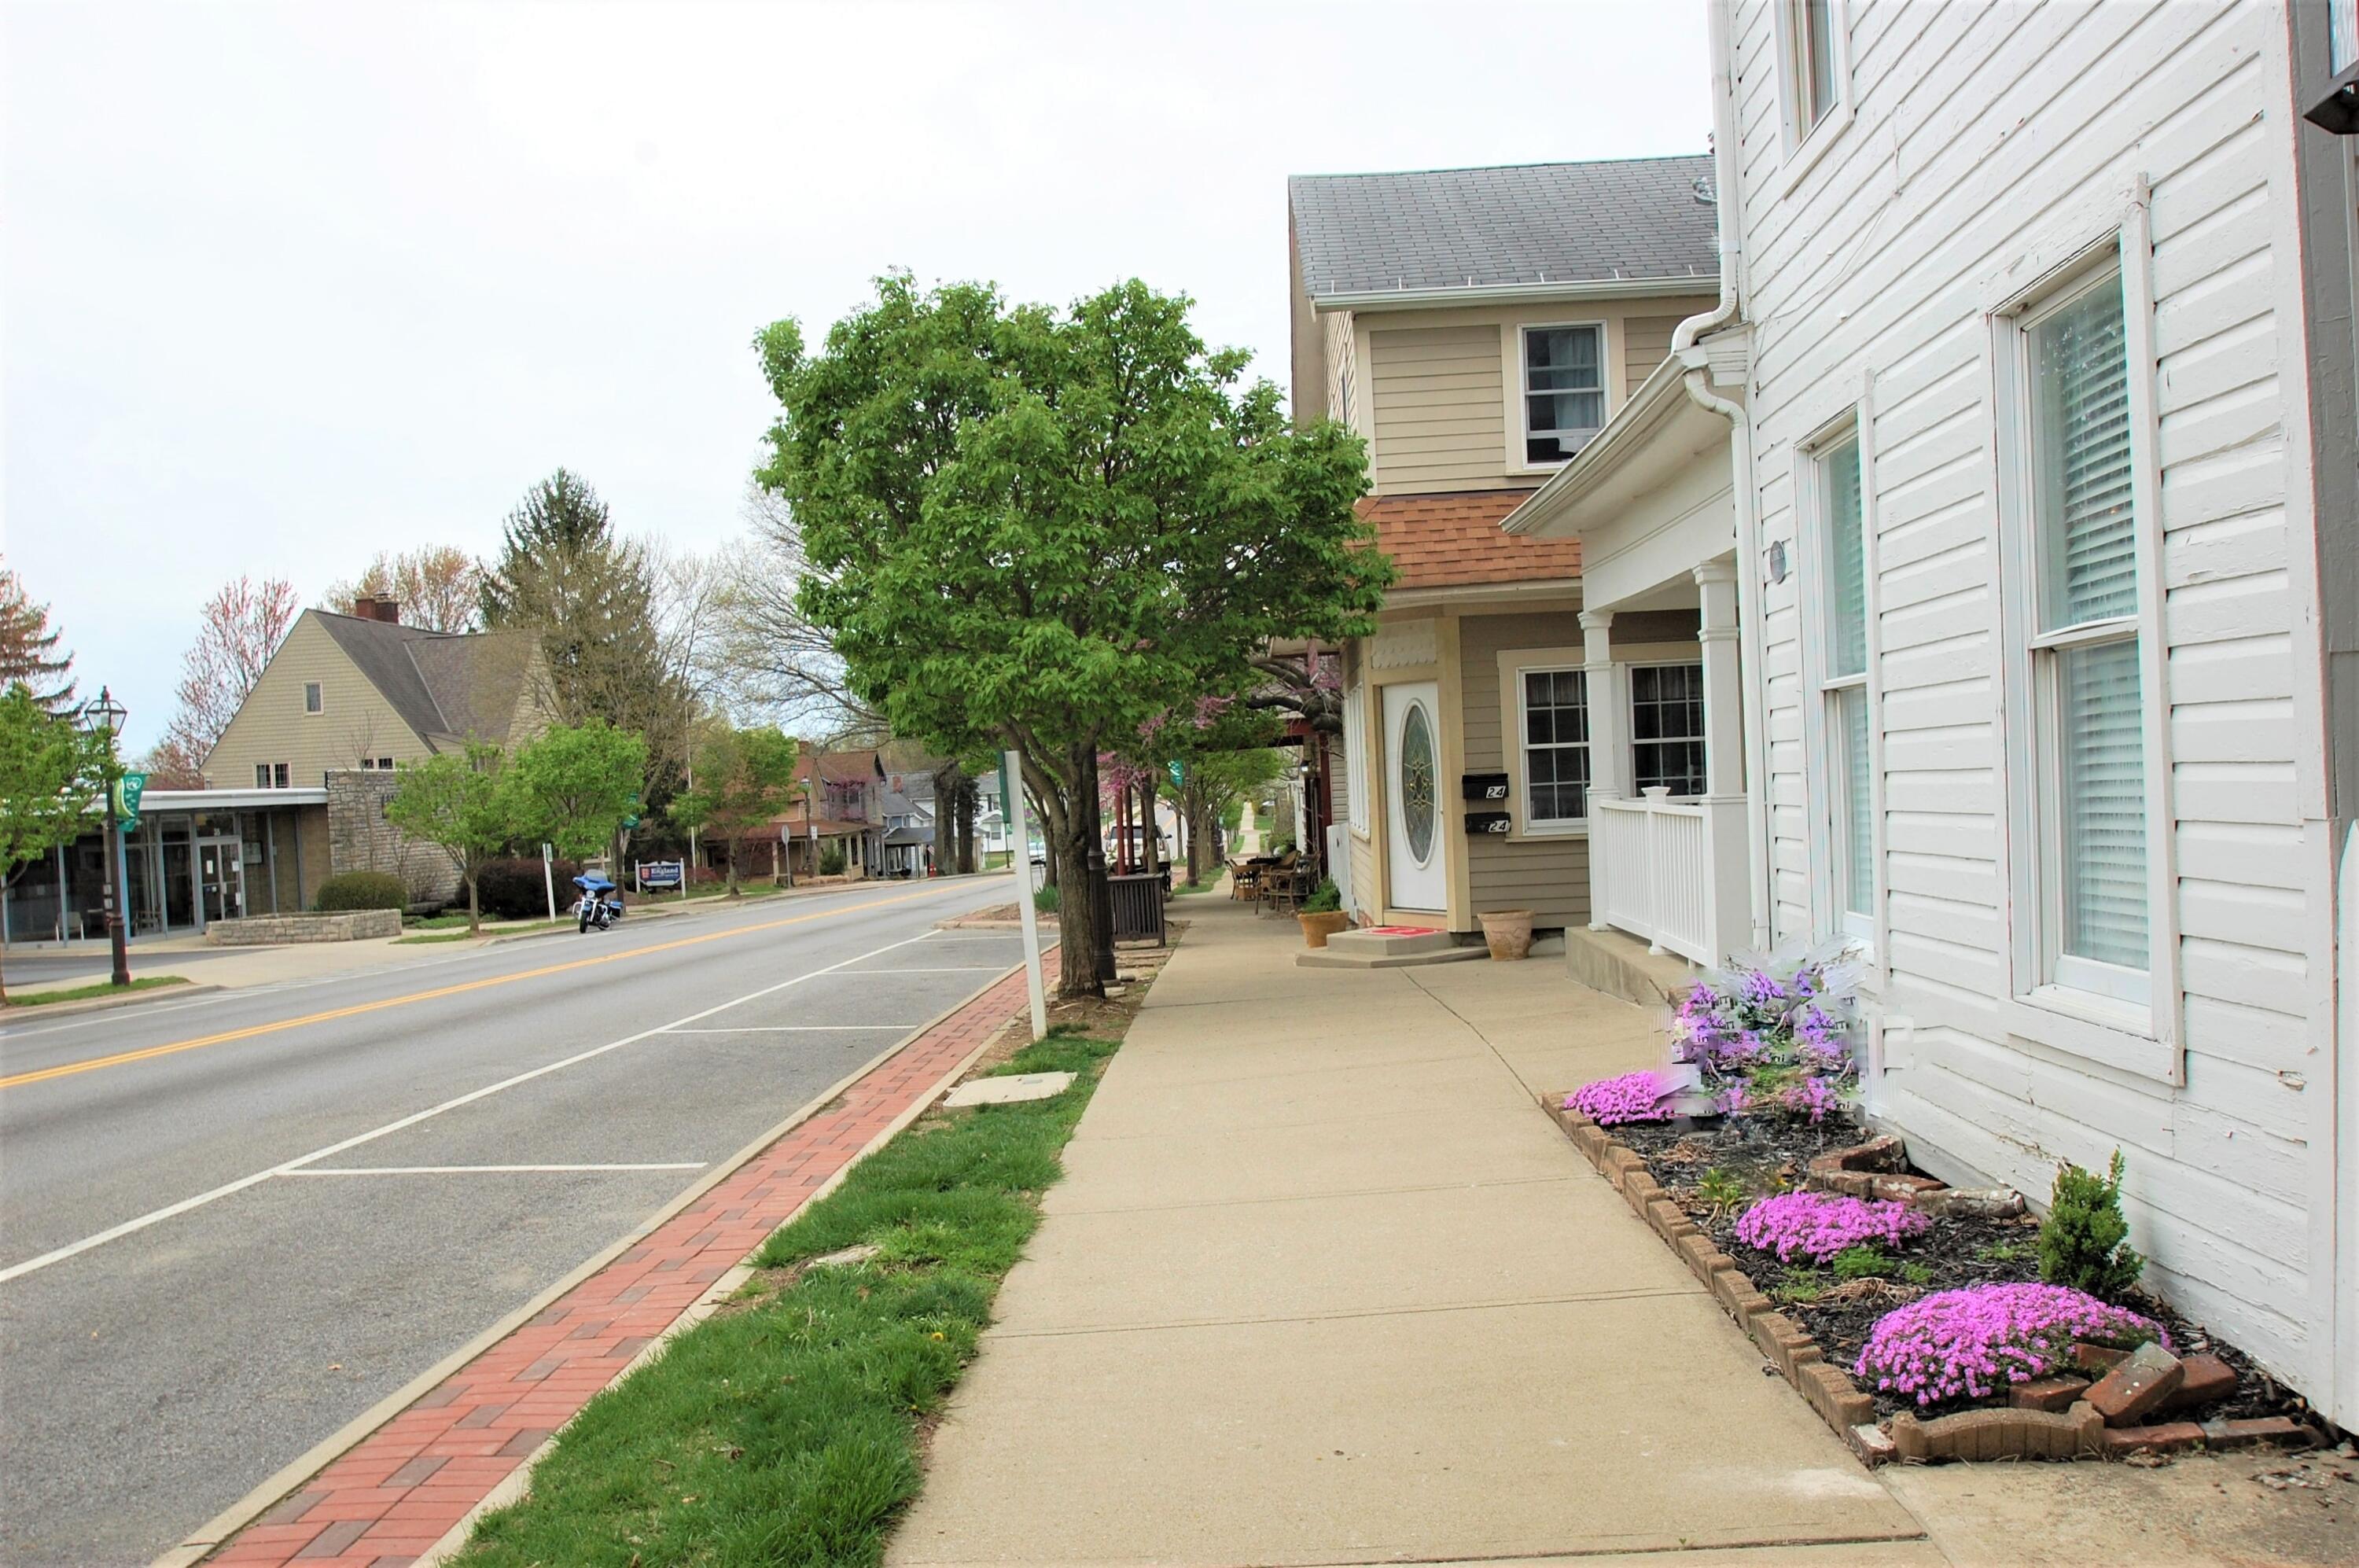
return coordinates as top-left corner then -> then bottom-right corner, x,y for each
113,771 -> 148,831
1167,759 -> 1185,790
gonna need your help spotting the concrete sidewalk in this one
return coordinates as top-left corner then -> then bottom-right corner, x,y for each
892,896 -> 1930,1566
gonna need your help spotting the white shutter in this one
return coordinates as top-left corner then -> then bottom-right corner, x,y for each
2057,640 -> 2146,968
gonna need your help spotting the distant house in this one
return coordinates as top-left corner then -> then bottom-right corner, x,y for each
1288,156 -> 1719,933
879,766 -> 937,878
2,596 -> 550,942
775,749 -> 888,878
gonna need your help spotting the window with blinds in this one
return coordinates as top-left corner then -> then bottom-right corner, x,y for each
2023,264 -> 2147,992
1816,429 -> 1872,933
1520,668 -> 1590,823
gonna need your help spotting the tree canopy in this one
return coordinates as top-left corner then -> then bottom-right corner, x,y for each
669,721 -> 799,893
0,566 -> 76,713
753,274 -> 1389,992
0,685 -> 105,999
328,546 -> 484,632
385,740 -> 519,933
510,719 -> 649,863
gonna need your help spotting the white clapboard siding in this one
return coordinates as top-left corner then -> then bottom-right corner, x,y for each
1730,0 -> 2335,1409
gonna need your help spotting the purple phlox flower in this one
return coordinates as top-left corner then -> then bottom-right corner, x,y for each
1733,1191 -> 1928,1263
1566,1070 -> 1673,1127
1853,1283 -> 2166,1407
1778,1073 -> 1842,1122
1743,970 -> 1789,1005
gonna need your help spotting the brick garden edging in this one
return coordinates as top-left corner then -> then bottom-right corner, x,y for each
1540,1096 -> 2322,1468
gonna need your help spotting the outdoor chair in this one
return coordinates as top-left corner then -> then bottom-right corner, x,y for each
1228,860 -> 1262,902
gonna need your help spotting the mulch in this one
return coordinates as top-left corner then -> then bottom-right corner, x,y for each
1613,1113 -> 2321,1427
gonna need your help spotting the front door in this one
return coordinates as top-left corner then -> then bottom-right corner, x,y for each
197,837 -> 245,926
1381,681 -> 1446,913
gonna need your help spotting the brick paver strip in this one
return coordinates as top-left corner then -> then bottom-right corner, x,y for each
205,951 -> 1058,1568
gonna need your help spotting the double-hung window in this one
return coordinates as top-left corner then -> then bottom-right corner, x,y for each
1343,679 -> 1370,834
1519,668 -> 1590,825
304,681 -> 323,715
1628,664 -> 1706,797
1816,430 -> 1873,936
1787,0 -> 1840,134
1522,326 -> 1603,464
2020,263 -> 2148,1003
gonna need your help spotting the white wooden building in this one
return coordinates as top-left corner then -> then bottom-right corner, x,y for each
1506,0 -> 2359,1430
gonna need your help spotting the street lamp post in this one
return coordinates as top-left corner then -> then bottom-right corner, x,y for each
79,686 -> 132,988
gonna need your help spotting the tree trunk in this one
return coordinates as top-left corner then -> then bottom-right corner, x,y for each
1188,793 -> 1219,885
467,872 -> 482,936
955,776 -> 979,873
1051,749 -> 1108,999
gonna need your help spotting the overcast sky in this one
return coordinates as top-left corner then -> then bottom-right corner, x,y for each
3,0 -> 1709,753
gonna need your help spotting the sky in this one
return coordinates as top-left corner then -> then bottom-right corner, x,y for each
2,0 -> 1711,754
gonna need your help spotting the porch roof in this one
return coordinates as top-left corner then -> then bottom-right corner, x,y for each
1499,353 -> 1733,543
142,786 -> 329,811
1358,490 -> 1581,591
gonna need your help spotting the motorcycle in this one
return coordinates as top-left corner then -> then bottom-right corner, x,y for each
572,873 -> 624,933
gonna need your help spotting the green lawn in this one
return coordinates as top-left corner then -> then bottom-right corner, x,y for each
4,974 -> 190,1007
452,1029 -> 1121,1568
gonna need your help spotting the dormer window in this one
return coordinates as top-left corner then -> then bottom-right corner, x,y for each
1522,325 -> 1603,464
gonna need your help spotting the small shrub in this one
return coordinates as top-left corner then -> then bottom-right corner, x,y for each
315,871 -> 407,912
1032,883 -> 1059,914
1299,878 -> 1341,914
1831,1243 -> 1894,1281
473,856 -> 583,919
1733,1191 -> 1929,1264
2038,1149 -> 2145,1302
1694,1168 -> 1750,1220
1566,1071 -> 1671,1127
1853,1283 -> 2164,1406
1900,1261 -> 1936,1287
818,844 -> 848,877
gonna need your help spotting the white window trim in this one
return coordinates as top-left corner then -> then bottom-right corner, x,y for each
1794,392 -> 1882,962
1510,320 -> 1610,475
1344,675 -> 1372,840
1498,645 -> 1592,838
1772,0 -> 1855,198
1625,659 -> 1709,799
304,681 -> 324,716
1986,181 -> 2181,1084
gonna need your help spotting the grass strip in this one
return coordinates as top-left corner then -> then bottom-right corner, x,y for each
392,931 -> 473,944
3,974 -> 190,1007
453,1028 -> 1120,1568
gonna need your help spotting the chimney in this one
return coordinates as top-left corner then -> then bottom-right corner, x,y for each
353,595 -> 402,624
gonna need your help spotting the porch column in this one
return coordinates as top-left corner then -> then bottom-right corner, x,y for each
1693,558 -> 1750,966
1581,609 -> 1623,933
1693,561 -> 1743,800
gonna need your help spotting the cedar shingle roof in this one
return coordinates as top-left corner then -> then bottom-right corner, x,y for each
1360,491 -> 1581,591
1290,156 -> 1719,301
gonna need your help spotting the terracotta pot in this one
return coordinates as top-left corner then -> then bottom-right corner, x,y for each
1298,910 -> 1351,948
1478,907 -> 1536,960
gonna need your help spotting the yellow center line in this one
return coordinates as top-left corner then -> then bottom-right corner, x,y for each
0,884 -> 969,1092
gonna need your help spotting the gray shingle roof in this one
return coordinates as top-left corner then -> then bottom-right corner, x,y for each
313,611 -> 539,748
1289,155 -> 1719,300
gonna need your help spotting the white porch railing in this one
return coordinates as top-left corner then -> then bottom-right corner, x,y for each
1590,789 -> 1749,969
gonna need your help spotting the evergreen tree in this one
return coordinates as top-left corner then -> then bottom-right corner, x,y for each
0,565 -> 77,713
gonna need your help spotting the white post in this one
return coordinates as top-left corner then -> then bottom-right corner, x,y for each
1581,608 -> 1622,931
1004,748 -> 1048,1042
543,843 -> 558,920
1693,558 -> 1748,966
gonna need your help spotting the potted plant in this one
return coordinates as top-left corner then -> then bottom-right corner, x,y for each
1478,907 -> 1536,960
1297,879 -> 1349,947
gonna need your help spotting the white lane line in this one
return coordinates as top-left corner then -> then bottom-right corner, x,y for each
844,966 -> 1008,973
660,1025 -> 922,1033
284,1163 -> 705,1176
0,929 -> 937,1286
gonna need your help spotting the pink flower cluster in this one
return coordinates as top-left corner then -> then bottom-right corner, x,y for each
1853,1283 -> 2166,1406
1732,1191 -> 1930,1263
1566,1071 -> 1672,1126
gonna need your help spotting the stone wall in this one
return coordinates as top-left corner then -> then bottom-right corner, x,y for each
325,768 -> 459,907
208,908 -> 402,945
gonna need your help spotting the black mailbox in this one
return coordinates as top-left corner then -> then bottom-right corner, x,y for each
1461,771 -> 1511,801
1463,811 -> 1511,836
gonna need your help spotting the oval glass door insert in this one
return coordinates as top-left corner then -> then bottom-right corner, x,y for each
1401,701 -> 1437,863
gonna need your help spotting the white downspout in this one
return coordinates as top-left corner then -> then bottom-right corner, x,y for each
1671,0 -> 1772,950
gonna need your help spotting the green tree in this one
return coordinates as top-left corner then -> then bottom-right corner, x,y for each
385,741 -> 520,935
0,566 -> 77,713
668,722 -> 800,893
755,275 -> 1389,996
0,685 -> 105,999
480,470 -> 689,817
510,719 -> 649,863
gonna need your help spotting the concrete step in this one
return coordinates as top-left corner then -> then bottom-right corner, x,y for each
1296,926 -> 1489,970
1562,926 -> 1703,1010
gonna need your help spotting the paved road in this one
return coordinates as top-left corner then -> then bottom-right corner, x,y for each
0,876 -> 1023,1567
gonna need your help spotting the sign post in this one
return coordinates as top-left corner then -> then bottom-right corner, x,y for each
543,844 -> 558,921
1003,748 -> 1047,1042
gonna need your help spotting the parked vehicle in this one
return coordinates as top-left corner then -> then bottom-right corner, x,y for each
572,873 -> 624,933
